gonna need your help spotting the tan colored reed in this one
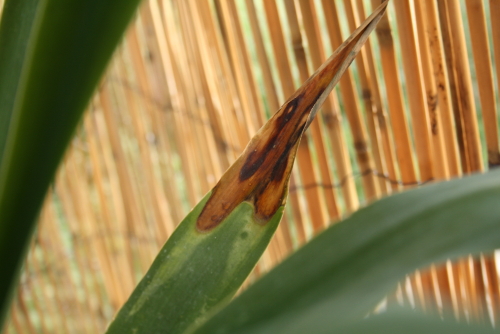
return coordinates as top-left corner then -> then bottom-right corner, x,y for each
393,0 -> 435,182
465,0 -> 500,167
355,0 -> 398,193
438,0 -> 483,173
4,0 -> 500,332
372,0 -> 417,186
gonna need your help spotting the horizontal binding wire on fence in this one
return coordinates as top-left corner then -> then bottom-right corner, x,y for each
3,0 -> 500,333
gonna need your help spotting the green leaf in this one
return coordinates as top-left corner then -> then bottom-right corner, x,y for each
104,193 -> 283,334
335,307 -> 496,334
191,170 -> 500,334
0,0 -> 142,325
104,3 -> 389,333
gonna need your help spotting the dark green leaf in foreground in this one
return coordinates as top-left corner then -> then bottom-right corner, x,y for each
0,0 -> 142,325
335,306 -> 496,334
105,2 -> 388,334
191,169 -> 500,334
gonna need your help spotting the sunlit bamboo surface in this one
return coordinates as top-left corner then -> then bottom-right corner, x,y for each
2,0 -> 500,332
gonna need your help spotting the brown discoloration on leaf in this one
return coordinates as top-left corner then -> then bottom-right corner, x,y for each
196,0 -> 388,232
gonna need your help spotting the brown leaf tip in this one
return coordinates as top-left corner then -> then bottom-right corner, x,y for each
195,1 -> 388,232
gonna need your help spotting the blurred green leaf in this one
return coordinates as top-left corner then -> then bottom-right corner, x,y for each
0,0 -> 142,325
334,307 -> 496,334
191,170 -> 500,334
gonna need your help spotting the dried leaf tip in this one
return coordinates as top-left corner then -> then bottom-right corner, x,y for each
196,1 -> 388,232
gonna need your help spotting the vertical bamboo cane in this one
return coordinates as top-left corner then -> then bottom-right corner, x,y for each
438,0 -> 483,173
414,0 -> 449,180
371,0 -> 417,186
465,0 -> 500,167
165,0 -> 234,172
63,154 -> 111,332
55,164 -> 104,333
173,3 -> 217,196
139,5 -> 189,224
99,85 -> 150,276
393,0 -> 435,182
85,107 -> 136,305
491,0 -> 500,111
355,0 -> 399,192
211,0 -> 257,138
423,0 -> 461,177
192,0 -> 250,155
481,255 -> 500,326
125,27 -> 177,240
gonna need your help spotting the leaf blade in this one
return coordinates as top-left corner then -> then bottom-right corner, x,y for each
0,0 -> 142,324
191,170 -> 500,334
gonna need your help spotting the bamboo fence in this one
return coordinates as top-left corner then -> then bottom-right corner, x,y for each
2,0 -> 500,332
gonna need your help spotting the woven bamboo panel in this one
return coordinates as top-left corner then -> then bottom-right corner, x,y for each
2,0 -> 500,332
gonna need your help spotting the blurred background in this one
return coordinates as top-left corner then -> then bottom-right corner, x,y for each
1,0 -> 500,332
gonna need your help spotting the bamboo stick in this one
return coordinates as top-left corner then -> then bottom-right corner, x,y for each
371,0 -> 417,186
438,0 -> 483,173
414,0 -> 449,180
153,0 -> 204,205
138,5 -> 187,224
124,29 -> 175,242
173,4 -> 214,196
85,107 -> 136,305
99,85 -> 148,277
355,0 -> 399,193
465,0 -> 500,167
54,169 -> 102,333
176,0 -> 233,195
192,0 -> 249,156
245,0 -> 280,117
168,0 -> 234,173
44,194 -> 94,334
211,0 -> 257,138
491,1 -> 500,120
226,0 -> 266,130
423,0 -> 461,177
393,0 -> 435,182
63,154 -> 109,332
35,205 -> 71,333
481,255 -> 500,326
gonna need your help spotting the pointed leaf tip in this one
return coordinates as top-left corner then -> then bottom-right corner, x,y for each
196,1 -> 387,232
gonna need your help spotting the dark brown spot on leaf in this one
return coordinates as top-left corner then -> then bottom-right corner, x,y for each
196,1 -> 388,232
